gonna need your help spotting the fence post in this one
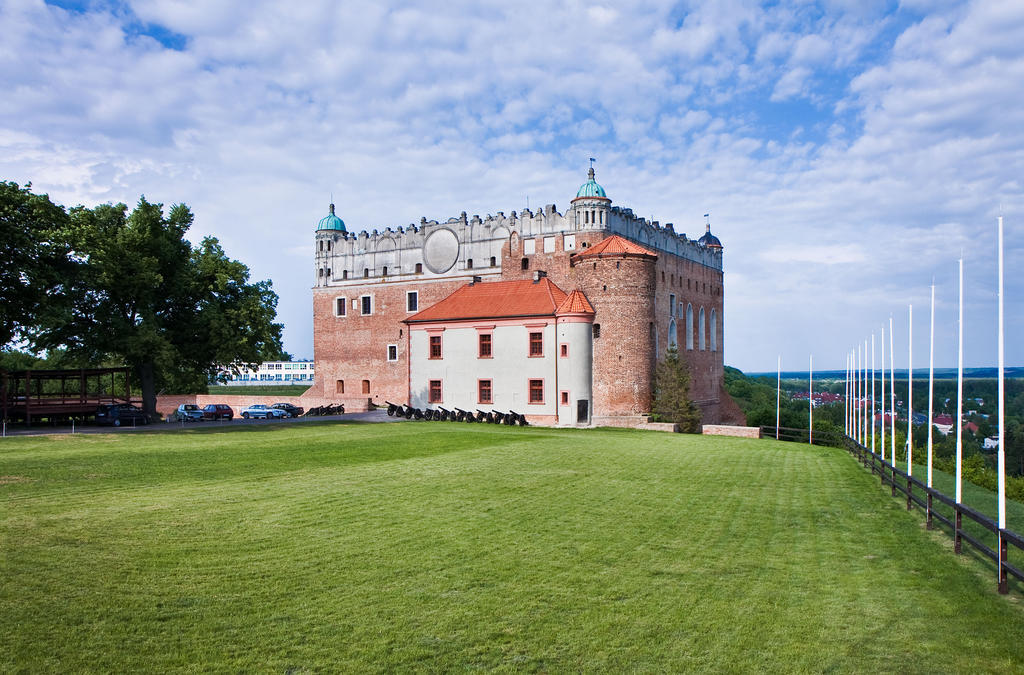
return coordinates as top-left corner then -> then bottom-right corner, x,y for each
907,478 -> 912,510
999,532 -> 1008,594
891,464 -> 896,497
926,493 -> 933,530
955,508 -> 962,554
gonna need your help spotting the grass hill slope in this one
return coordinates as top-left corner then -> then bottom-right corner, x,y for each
3,423 -> 1024,671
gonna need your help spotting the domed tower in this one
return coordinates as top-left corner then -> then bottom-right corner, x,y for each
571,167 -> 612,230
698,223 -> 723,250
314,203 -> 346,287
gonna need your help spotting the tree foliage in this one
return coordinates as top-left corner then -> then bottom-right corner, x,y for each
0,181 -> 73,346
24,193 -> 285,414
651,344 -> 702,433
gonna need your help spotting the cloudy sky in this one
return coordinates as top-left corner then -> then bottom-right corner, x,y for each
2,0 -> 1022,372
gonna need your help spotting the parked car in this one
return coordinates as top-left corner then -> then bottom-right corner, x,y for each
201,403 -> 234,421
270,402 -> 303,417
240,404 -> 288,419
174,404 -> 204,422
96,403 -> 150,427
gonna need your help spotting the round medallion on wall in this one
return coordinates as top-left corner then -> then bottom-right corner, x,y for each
422,227 -> 460,274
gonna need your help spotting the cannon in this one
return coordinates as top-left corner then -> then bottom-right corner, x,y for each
412,407 -> 424,420
453,408 -> 469,422
509,410 -> 528,426
423,408 -> 435,421
404,405 -> 415,419
491,410 -> 505,425
436,407 -> 451,421
385,401 -> 402,416
476,409 -> 493,423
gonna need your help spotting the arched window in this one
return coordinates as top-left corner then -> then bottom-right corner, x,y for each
685,304 -> 694,350
342,270 -> 348,280
467,259 -> 473,269
318,240 -> 323,251
363,268 -> 369,278
381,266 -> 388,276
415,263 -> 423,274
711,309 -> 718,352
490,256 -> 496,266
668,319 -> 677,349
521,258 -> 529,270
699,307 -> 706,351
326,241 -> 331,251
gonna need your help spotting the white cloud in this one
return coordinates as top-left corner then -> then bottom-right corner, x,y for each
1,0 -> 1022,370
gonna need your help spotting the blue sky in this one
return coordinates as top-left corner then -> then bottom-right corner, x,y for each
2,0 -> 1022,372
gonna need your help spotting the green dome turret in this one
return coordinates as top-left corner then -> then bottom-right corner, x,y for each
317,203 -> 346,232
572,167 -> 610,202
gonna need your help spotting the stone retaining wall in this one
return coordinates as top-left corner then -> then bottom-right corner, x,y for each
701,424 -> 760,438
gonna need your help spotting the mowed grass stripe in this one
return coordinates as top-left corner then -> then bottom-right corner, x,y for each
2,424 -> 1024,672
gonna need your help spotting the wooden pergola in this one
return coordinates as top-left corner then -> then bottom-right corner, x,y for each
1,367 -> 134,426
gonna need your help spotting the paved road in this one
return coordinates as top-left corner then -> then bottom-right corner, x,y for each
1,409 -> 405,438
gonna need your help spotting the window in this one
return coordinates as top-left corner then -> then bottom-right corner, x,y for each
343,270 -> 348,279
668,319 -> 677,348
521,258 -> 529,270
337,380 -> 345,393
560,343 -> 568,358
387,344 -> 397,361
561,390 -> 569,405
318,269 -> 323,277
699,307 -> 706,351
407,291 -> 418,312
382,266 -> 388,276
529,331 -> 543,357
478,379 -> 492,404
669,294 -> 676,317
467,259 -> 473,269
528,379 -> 544,404
686,304 -> 694,350
478,333 -> 492,358
361,379 -> 370,394
543,237 -> 555,253
361,295 -> 372,315
490,256 -> 496,266
327,241 -> 332,251
335,297 -> 347,316
524,239 -> 536,254
319,241 -> 323,251
429,380 -> 442,403
564,234 -> 576,251
593,324 -> 601,339
429,335 -> 442,359
363,268 -> 369,278
415,263 -> 423,274
711,309 -> 718,352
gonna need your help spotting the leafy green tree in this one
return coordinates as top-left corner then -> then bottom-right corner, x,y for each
33,197 -> 285,414
0,181 -> 72,347
652,344 -> 702,432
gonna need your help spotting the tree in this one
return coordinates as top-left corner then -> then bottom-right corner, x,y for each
652,344 -> 702,432
32,196 -> 285,414
0,181 -> 72,347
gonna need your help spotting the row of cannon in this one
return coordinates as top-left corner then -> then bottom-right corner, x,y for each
385,402 -> 529,426
303,404 -> 345,416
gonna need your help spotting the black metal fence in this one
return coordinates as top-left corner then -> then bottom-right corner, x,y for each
759,425 -> 846,448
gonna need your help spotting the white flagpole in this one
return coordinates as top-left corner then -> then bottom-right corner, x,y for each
871,334 -> 876,455
881,326 -> 887,461
998,217 -> 1005,530
856,344 -> 862,444
809,354 -> 813,445
890,315 -> 896,463
776,355 -> 781,440
845,352 -> 850,437
864,338 -> 869,445
928,281 -> 935,489
956,257 -> 964,505
907,304 -> 913,476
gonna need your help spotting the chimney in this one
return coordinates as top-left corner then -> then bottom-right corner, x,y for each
533,270 -> 547,283
470,275 -> 482,285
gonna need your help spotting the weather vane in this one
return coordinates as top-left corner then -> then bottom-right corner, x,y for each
589,157 -> 596,169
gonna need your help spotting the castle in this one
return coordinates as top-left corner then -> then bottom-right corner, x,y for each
308,168 -> 734,426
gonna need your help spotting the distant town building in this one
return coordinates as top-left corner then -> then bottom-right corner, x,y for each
213,360 -> 315,385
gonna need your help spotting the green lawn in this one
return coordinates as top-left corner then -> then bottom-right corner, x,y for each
3,423 -> 1024,672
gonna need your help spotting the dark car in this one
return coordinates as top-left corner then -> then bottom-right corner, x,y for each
202,404 -> 234,420
96,403 -> 150,427
271,402 -> 303,417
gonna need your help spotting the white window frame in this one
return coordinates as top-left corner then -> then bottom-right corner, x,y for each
387,344 -> 398,362
334,296 -> 347,317
406,291 -> 418,313
360,295 -> 373,316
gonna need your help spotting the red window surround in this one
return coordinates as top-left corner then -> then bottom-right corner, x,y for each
559,343 -> 568,358
478,379 -> 492,405
529,331 -> 543,357
560,390 -> 569,405
429,335 -> 442,359
478,333 -> 492,358
429,379 -> 442,403
528,379 -> 544,404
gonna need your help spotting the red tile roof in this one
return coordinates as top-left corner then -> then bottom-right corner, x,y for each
572,234 -> 657,260
405,278 -> 569,322
555,289 -> 595,315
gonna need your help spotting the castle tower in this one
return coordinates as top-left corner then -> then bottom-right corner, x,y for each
314,203 -> 347,287
570,167 -> 611,230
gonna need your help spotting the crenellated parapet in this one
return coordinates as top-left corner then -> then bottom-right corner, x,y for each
313,169 -> 723,287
